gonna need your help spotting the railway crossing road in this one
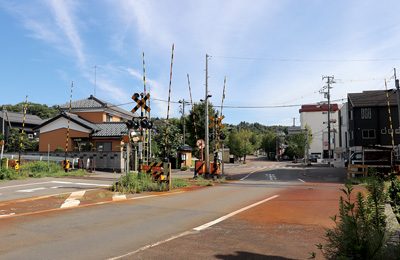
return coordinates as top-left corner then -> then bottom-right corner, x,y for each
0,156 -> 349,259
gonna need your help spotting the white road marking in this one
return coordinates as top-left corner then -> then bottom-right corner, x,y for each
0,213 -> 15,218
298,179 -> 306,183
61,190 -> 86,208
108,194 -> 279,260
112,193 -> 127,201
0,181 -> 53,190
51,181 -> 109,187
194,195 -> 279,231
16,187 -> 47,193
240,167 -> 267,180
266,173 -> 277,181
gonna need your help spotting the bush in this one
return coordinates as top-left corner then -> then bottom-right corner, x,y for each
387,174 -> 400,222
20,161 -> 62,178
180,165 -> 190,171
311,175 -> 390,259
0,167 -> 24,180
112,172 -> 167,194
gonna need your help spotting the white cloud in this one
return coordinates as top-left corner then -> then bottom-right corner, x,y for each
46,0 -> 85,67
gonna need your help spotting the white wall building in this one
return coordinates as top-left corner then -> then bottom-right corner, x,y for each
299,103 -> 342,163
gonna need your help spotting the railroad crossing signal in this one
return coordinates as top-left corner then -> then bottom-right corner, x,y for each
209,115 -> 225,128
131,93 -> 150,113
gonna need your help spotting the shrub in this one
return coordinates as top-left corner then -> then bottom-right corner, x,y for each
112,172 -> 167,194
0,167 -> 24,180
311,175 -> 390,259
387,174 -> 400,222
180,165 -> 190,171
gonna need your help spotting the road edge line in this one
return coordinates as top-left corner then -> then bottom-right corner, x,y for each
194,194 -> 279,231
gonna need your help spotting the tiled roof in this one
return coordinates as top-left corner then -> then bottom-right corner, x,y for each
59,95 -> 135,116
0,111 -> 44,125
348,89 -> 399,107
33,112 -> 101,131
91,122 -> 128,137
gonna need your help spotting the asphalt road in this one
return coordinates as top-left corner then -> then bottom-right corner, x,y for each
0,156 -> 350,260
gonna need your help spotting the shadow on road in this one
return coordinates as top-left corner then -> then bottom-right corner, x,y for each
215,251 -> 296,260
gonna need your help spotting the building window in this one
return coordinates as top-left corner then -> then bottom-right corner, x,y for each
96,142 -> 112,151
362,129 -> 376,139
350,110 -> 353,120
350,131 -> 354,139
361,108 -> 371,119
396,129 -> 400,134
381,128 -> 387,134
388,129 -> 394,135
106,114 -> 113,122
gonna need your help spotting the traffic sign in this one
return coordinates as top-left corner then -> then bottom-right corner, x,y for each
196,139 -> 205,149
131,93 -> 150,113
209,115 -> 225,128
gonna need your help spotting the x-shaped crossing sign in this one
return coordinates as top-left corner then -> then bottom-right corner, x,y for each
209,115 -> 225,128
131,93 -> 151,113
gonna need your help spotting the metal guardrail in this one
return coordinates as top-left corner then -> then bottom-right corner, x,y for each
1,153 -> 90,170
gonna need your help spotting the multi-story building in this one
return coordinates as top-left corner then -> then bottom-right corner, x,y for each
299,103 -> 341,160
347,89 -> 400,152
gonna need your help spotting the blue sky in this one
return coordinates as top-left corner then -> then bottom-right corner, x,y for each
1,0 -> 400,126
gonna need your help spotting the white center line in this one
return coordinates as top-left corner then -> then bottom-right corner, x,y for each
298,179 -> 306,183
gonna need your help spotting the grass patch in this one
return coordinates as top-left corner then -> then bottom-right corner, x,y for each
98,191 -> 114,198
55,194 -> 69,199
194,177 -> 214,186
171,178 -> 190,188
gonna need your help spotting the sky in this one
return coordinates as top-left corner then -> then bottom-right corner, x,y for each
1,0 -> 400,126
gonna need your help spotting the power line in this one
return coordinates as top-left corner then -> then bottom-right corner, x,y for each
213,56 -> 400,62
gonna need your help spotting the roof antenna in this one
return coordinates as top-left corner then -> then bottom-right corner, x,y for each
92,65 -> 97,97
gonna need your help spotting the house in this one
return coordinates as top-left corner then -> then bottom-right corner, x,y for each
0,110 -> 44,141
33,95 -> 139,171
299,103 -> 341,160
347,89 -> 400,152
35,95 -> 137,152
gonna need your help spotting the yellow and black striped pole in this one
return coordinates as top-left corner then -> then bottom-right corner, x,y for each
143,51 -> 149,165
164,43 -> 174,162
385,79 -> 395,148
65,82 -> 73,159
18,95 -> 28,164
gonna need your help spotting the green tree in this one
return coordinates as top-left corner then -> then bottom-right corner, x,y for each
250,132 -> 262,154
3,102 -> 59,119
228,129 -> 253,162
186,101 -> 217,151
152,123 -> 183,159
262,130 -> 277,159
5,129 -> 38,152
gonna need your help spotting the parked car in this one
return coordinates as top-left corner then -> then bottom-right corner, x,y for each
345,150 -> 391,167
310,154 -> 320,162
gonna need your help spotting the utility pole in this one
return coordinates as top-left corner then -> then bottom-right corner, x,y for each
205,54 -> 210,176
322,75 -> 335,166
395,68 -> 400,133
92,65 -> 97,97
1,106 -> 4,161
